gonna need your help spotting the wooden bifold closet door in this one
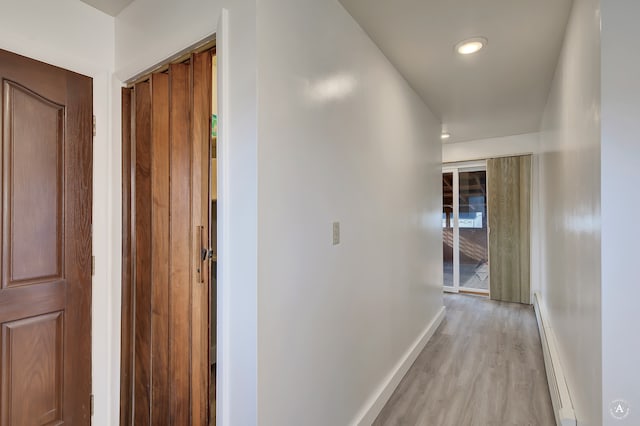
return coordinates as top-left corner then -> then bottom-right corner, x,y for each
121,51 -> 212,426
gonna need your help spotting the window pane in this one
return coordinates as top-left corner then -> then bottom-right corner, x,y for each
443,172 -> 453,287
458,171 -> 489,290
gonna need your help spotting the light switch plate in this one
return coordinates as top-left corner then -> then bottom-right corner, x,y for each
332,222 -> 340,245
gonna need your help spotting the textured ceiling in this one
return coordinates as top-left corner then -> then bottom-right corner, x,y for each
339,0 -> 573,143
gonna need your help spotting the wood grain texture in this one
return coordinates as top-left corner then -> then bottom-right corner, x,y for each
487,155 -> 532,304
190,51 -> 212,426
150,73 -> 171,426
63,72 -> 93,424
169,62 -> 192,425
0,282 -> 65,324
57,69 -> 93,425
134,81 -> 152,426
122,51 -> 215,425
0,48 -> 92,425
120,87 -> 134,426
374,294 -> 554,426
2,81 -> 63,286
1,312 -> 63,425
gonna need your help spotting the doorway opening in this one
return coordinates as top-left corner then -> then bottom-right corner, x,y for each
120,40 -> 219,426
442,161 -> 489,296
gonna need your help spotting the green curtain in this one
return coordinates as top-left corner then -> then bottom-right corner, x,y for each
487,155 -> 531,304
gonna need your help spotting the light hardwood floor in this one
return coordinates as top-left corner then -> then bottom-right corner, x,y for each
373,294 -> 555,426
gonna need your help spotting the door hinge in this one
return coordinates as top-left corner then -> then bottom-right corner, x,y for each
92,115 -> 96,137
90,394 -> 94,416
92,256 -> 95,276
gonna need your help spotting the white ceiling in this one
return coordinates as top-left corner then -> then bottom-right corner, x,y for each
339,0 -> 573,143
79,0 -> 572,143
80,0 -> 133,16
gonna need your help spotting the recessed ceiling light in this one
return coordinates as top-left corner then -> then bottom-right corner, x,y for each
441,132 -> 451,140
455,37 -> 487,55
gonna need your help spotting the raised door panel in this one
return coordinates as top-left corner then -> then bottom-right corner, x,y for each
1,312 -> 63,426
2,82 -> 63,288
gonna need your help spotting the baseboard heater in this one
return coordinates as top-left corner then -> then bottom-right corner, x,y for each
533,292 -> 577,426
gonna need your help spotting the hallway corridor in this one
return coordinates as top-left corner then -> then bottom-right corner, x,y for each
374,294 -> 555,425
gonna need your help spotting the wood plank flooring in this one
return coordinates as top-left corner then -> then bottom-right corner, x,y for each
374,294 -> 555,426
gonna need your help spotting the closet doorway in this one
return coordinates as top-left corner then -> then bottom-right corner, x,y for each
120,43 -> 219,426
442,162 -> 489,295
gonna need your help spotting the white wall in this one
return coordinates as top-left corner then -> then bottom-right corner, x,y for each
601,1 -> 640,424
538,0 -> 602,424
0,1 -> 118,425
256,0 -> 443,424
115,0 -> 221,80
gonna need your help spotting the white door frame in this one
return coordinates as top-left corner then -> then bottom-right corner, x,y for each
119,25 -> 225,425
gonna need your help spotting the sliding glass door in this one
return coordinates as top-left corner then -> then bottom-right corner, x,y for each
442,172 -> 454,288
442,163 -> 489,294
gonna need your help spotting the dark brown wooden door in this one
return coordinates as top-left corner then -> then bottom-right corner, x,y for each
0,49 -> 92,425
121,50 -> 211,426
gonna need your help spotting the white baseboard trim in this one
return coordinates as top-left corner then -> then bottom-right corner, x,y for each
351,306 -> 446,426
533,292 -> 576,426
